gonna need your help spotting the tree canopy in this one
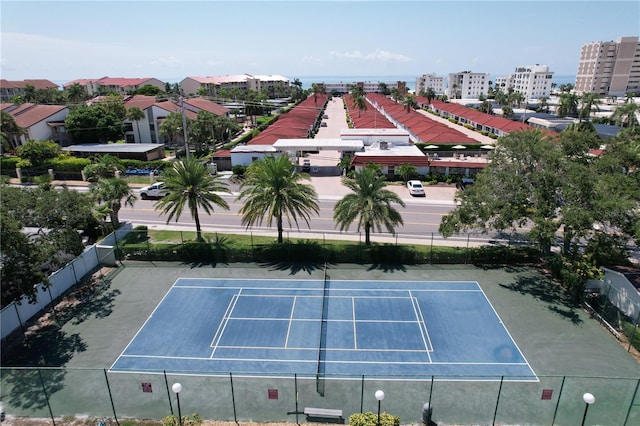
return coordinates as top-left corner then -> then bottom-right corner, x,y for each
439,128 -> 640,261
237,155 -> 319,244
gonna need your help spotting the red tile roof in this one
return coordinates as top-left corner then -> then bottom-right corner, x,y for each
248,93 -> 328,145
97,77 -> 158,87
124,95 -> 157,111
4,79 -> 60,90
184,97 -> 230,116
154,101 -> 198,120
6,103 -> 67,128
367,93 -> 478,145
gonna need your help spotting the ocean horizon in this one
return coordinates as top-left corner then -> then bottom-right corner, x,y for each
52,74 -> 577,92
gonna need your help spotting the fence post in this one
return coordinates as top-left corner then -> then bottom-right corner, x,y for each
623,378 -> 640,426
628,311 -> 640,352
37,368 -> 56,426
230,372 -> 239,425
430,233 -> 434,264
551,376 -> 566,425
103,369 -> 120,425
360,375 -> 365,413
164,370 -> 174,416
491,376 -> 504,426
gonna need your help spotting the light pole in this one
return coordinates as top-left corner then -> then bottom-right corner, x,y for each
581,392 -> 595,426
172,383 -> 183,426
375,390 -> 385,426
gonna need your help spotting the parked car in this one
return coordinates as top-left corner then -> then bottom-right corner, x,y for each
456,177 -> 475,190
320,122 -> 328,127
406,180 -> 425,197
139,182 -> 169,199
302,159 -> 311,172
323,114 -> 329,119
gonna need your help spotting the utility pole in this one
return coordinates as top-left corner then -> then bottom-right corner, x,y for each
180,96 -> 190,160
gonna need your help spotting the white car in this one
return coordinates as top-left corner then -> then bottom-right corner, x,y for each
139,182 -> 169,199
406,180 -> 425,197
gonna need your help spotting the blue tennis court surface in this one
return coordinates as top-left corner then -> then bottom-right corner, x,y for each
110,278 -> 537,381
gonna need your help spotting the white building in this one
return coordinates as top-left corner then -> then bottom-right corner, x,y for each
497,65 -> 554,100
1,103 -> 70,148
319,80 -> 407,94
447,71 -> 489,99
180,74 -> 290,98
416,73 -> 445,95
575,36 -> 640,96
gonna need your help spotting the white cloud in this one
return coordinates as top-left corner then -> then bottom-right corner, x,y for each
329,49 -> 410,62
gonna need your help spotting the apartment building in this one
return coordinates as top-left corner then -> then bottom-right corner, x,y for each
180,74 -> 289,98
320,80 -> 407,94
63,77 -> 166,96
447,71 -> 489,99
574,36 -> 640,96
496,65 -> 554,99
0,79 -> 59,101
416,73 -> 445,95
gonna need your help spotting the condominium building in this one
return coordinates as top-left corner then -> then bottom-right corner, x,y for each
415,73 -> 445,95
574,36 -> 640,96
447,71 -> 489,99
180,74 -> 290,98
496,65 -> 554,99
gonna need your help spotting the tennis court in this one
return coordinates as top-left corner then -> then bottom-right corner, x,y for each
110,277 -> 536,381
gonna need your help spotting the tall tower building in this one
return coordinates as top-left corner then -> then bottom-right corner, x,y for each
447,71 -> 489,99
416,73 -> 445,95
574,36 -> 640,96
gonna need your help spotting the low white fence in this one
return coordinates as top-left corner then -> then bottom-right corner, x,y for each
1,223 -> 132,340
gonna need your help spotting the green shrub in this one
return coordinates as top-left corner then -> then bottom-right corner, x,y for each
49,156 -> 91,172
349,412 -> 399,426
0,156 -> 21,173
162,413 -> 202,426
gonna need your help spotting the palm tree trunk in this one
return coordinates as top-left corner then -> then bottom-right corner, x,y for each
110,203 -> 121,229
194,209 -> 203,242
365,223 -> 371,246
277,215 -> 283,244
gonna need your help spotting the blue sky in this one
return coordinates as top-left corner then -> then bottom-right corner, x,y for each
1,0 -> 638,84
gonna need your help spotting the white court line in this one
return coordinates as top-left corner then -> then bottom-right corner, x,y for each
209,289 -> 243,358
409,291 -> 433,363
284,296 -> 297,348
474,281 -> 537,379
352,296 -> 357,350
109,281 -> 181,371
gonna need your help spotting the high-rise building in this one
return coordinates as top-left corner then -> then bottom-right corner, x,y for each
447,71 -> 489,99
574,36 -> 640,96
415,73 -> 445,95
496,65 -> 554,100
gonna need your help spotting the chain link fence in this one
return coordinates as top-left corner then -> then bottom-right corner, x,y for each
1,368 -> 639,425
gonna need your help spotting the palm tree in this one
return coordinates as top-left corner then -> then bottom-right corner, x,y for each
390,87 -> 404,103
83,154 -> 125,182
1,111 -> 25,151
402,94 -> 418,113
578,92 -> 601,122
333,166 -> 406,246
90,178 -> 136,230
66,83 -> 87,104
612,102 -> 639,128
557,93 -> 579,117
126,106 -> 145,143
538,96 -> 550,113
155,158 -> 231,242
425,87 -> 436,105
353,95 -> 368,118
237,155 -> 319,244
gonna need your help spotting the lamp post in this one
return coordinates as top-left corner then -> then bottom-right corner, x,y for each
581,392 -> 595,426
375,390 -> 385,426
172,383 -> 183,426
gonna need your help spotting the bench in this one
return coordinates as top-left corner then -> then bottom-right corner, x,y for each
304,407 -> 344,423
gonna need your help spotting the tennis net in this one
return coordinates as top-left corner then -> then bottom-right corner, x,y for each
316,263 -> 329,395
